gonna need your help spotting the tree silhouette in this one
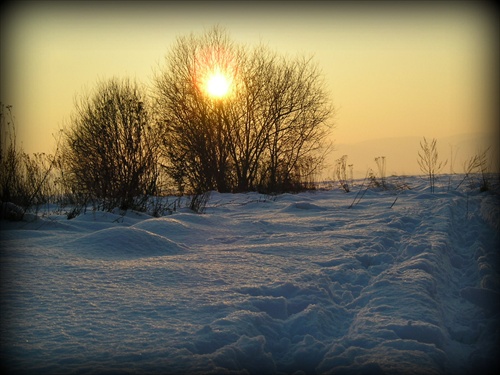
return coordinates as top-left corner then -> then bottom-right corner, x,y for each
63,78 -> 160,210
153,26 -> 333,193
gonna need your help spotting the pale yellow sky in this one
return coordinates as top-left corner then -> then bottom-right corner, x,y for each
1,1 -> 498,176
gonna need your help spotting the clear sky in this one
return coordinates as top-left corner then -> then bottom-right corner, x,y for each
1,1 -> 498,176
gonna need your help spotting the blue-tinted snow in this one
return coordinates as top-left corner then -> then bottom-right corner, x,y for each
1,175 -> 499,375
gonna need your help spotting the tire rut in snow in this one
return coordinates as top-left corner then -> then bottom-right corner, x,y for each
445,194 -> 500,372
323,197 -> 454,374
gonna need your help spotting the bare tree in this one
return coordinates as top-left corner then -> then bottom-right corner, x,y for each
257,55 -> 332,192
62,78 -> 160,210
418,137 -> 447,193
153,26 -> 333,194
152,27 -> 239,193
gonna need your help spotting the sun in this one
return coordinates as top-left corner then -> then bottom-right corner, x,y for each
205,71 -> 231,98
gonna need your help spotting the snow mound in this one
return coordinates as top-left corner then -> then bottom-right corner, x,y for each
131,215 -> 218,244
282,201 -> 327,212
68,226 -> 185,259
132,216 -> 192,237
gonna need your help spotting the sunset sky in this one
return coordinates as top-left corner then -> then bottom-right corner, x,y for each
1,1 -> 498,176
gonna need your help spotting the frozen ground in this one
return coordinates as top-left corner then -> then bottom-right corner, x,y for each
1,175 -> 499,374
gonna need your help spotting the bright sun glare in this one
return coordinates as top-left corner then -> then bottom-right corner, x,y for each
205,71 -> 231,98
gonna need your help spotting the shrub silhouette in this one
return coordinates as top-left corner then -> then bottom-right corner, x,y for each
1,104 -> 58,218
418,137 -> 447,193
62,78 -> 160,210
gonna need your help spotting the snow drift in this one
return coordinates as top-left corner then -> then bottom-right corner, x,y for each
1,176 -> 499,374
68,226 -> 186,259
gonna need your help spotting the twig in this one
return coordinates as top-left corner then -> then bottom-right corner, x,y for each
348,169 -> 371,209
390,193 -> 400,209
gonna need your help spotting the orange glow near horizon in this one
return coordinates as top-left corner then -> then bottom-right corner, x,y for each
2,2 -> 497,177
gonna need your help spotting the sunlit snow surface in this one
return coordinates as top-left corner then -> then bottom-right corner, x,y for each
1,176 -> 499,375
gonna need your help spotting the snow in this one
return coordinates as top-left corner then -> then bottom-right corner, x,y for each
1,175 -> 499,374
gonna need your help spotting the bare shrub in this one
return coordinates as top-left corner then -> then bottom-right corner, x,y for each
456,148 -> 491,192
62,78 -> 161,211
418,137 -> 447,193
188,191 -> 212,214
1,104 -> 59,218
335,155 -> 350,192
374,156 -> 387,189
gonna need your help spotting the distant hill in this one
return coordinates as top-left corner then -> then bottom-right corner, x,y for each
325,133 -> 499,179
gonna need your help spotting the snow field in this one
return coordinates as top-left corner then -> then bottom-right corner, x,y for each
1,176 -> 499,374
